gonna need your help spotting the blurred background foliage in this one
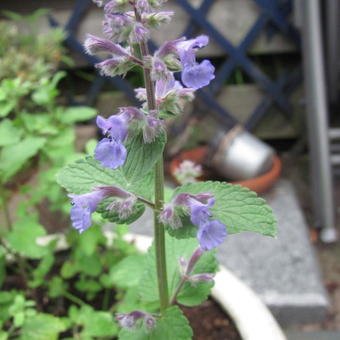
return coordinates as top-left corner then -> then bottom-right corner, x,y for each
0,10 -> 97,234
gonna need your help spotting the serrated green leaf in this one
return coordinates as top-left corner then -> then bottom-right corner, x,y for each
56,157 -> 153,200
0,137 -> 46,183
118,306 -> 192,340
0,119 -> 22,146
122,131 -> 166,182
109,254 -> 146,289
97,198 -> 145,225
173,181 -> 277,237
59,106 -> 97,124
5,218 -> 47,259
139,234 -> 217,307
20,313 -> 66,340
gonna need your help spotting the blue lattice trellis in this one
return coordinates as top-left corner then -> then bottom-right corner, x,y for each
49,0 -> 301,132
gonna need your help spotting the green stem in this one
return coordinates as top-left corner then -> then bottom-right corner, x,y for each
63,291 -> 86,306
134,6 -> 169,313
1,193 -> 12,232
169,276 -> 187,306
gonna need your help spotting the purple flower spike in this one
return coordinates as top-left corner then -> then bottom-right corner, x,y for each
69,190 -> 106,233
181,59 -> 215,89
94,138 -> 127,169
197,220 -> 227,251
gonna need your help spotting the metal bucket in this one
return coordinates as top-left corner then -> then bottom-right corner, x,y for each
209,125 -> 275,181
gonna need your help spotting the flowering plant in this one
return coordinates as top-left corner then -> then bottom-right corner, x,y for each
57,1 -> 277,338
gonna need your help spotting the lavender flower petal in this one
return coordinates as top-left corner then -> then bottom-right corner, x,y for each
197,220 -> 227,251
70,205 -> 92,233
94,138 -> 127,169
181,59 -> 215,89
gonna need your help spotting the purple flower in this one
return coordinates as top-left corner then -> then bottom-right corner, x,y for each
187,195 -> 215,226
159,203 -> 182,229
69,190 -> 106,233
103,13 -> 133,42
181,59 -> 215,89
94,138 -> 127,169
116,310 -> 156,330
95,58 -> 120,76
104,0 -> 130,13
197,220 -> 228,251
142,111 -> 163,143
165,192 -> 227,249
107,193 -> 137,219
175,35 -> 215,89
96,113 -> 129,141
84,34 -> 129,57
156,35 -> 215,89
133,24 -> 149,42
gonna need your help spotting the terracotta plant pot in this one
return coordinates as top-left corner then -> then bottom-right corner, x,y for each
169,146 -> 282,194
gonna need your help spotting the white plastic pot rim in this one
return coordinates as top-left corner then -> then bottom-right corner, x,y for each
38,232 -> 286,340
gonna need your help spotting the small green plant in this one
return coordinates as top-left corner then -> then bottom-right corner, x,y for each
0,13 -> 97,232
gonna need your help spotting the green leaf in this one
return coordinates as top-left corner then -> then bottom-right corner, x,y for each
48,277 -> 67,298
173,181 -> 277,237
77,306 -> 118,337
20,313 -> 66,340
30,253 -> 54,287
109,254 -> 146,289
139,234 -> 217,306
5,218 -> 47,259
0,249 -> 5,288
60,261 -> 78,279
0,119 -> 22,146
0,137 -> 46,183
77,225 -> 106,256
97,198 -> 145,225
118,306 -> 192,340
57,156 -> 153,199
59,106 -> 97,124
75,278 -> 101,293
122,131 -> 166,182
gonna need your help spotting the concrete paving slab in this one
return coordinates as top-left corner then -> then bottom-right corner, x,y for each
130,179 -> 329,325
285,330 -> 340,340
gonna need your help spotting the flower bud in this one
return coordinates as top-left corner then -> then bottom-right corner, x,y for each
133,24 -> 149,43
159,203 -> 182,229
143,11 -> 174,28
186,247 -> 205,275
188,273 -> 214,285
104,0 -> 130,13
116,310 -> 156,330
84,34 -> 129,57
103,13 -> 133,43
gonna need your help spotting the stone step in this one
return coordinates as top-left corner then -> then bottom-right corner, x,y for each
130,179 -> 329,325
285,330 -> 340,340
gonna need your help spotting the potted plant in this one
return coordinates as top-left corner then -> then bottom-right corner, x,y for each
0,1 -> 285,339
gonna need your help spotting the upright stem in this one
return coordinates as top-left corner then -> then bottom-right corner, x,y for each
135,6 -> 169,313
